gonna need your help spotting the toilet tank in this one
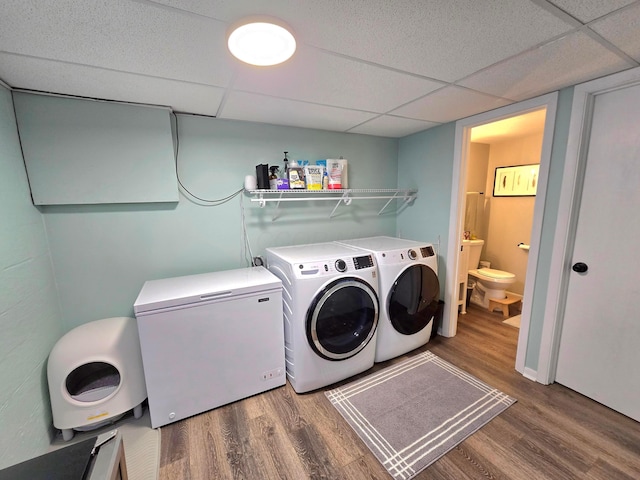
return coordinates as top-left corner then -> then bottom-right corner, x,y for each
466,239 -> 485,270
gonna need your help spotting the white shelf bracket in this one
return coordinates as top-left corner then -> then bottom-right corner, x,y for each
274,192 -> 284,210
270,192 -> 285,221
377,191 -> 400,216
378,190 -> 417,215
329,190 -> 351,218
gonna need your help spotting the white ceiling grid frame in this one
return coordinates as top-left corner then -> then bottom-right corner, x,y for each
457,31 -> 636,101
230,45 -> 445,114
249,0 -> 570,81
390,86 -> 514,124
0,0 -> 236,87
1,0 -> 640,137
148,0 -> 576,81
544,0 -> 637,23
0,53 -> 227,116
589,2 -> 640,62
221,91 -> 379,132
348,115 -> 441,138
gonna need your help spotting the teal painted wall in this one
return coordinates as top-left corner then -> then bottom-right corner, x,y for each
40,112 -> 400,330
396,123 -> 457,293
0,84 -> 578,466
0,87 -> 63,468
525,87 -> 574,370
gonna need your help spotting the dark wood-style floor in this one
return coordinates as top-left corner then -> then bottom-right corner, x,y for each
159,306 -> 640,479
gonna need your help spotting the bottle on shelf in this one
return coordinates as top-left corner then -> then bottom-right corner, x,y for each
326,159 -> 343,190
277,152 -> 290,190
269,166 -> 280,190
337,156 -> 348,188
287,157 -> 306,190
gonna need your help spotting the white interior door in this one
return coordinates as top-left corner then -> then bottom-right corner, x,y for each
555,81 -> 640,421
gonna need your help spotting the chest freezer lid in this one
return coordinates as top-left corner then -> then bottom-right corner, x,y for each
133,266 -> 282,314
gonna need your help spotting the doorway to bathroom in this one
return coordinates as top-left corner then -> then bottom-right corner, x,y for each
462,109 -> 546,325
442,93 -> 559,378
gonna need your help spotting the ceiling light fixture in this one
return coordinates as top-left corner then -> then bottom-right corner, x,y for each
227,17 -> 296,67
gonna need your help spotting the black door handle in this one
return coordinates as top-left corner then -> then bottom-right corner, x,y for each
572,262 -> 588,273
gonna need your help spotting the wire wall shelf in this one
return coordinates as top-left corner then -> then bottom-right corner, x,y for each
248,188 -> 418,219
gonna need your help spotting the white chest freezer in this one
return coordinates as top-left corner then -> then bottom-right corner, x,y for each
133,266 -> 285,428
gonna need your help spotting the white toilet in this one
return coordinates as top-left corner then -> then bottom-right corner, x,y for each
466,239 -> 516,309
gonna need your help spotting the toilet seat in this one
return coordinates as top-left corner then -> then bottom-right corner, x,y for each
477,268 -> 515,279
469,268 -> 515,284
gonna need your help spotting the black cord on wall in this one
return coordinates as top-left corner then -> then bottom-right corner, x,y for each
172,112 -> 255,267
173,112 -> 243,206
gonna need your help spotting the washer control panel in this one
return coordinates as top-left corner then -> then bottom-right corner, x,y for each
295,254 -> 375,277
353,254 -> 375,270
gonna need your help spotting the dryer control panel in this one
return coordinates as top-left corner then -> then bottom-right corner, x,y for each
421,246 -> 435,257
376,245 -> 435,265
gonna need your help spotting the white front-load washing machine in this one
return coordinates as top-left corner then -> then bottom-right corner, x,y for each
336,236 -> 439,363
266,242 -> 380,393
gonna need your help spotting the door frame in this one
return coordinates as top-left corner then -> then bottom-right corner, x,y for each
537,66 -> 640,384
443,93 -> 558,377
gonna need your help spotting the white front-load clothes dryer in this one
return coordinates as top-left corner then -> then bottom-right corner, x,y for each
266,242 -> 380,393
336,236 -> 439,363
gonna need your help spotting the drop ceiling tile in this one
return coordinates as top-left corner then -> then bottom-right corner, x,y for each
391,86 -> 512,124
590,3 -> 640,62
348,115 -> 440,138
547,0 -> 635,23
233,46 -> 444,113
157,0 -> 575,82
220,91 -> 378,132
293,1 -> 566,82
459,31 -> 634,101
0,53 -> 225,116
149,0 -> 235,19
0,0 -> 235,86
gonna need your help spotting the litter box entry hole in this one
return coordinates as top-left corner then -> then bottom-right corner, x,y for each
65,362 -> 121,402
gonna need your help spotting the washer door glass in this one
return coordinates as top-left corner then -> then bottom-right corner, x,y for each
388,264 -> 440,335
307,278 -> 379,361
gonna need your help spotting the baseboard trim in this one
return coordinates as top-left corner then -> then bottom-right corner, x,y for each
523,367 -> 537,382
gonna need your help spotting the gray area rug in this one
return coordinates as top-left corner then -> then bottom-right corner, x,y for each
325,351 -> 516,480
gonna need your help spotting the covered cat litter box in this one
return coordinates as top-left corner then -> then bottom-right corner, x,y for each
47,317 -> 147,441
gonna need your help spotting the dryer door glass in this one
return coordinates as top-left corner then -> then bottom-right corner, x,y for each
307,278 -> 379,361
388,265 -> 439,335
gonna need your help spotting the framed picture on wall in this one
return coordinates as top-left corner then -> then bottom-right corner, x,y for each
493,164 -> 540,196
